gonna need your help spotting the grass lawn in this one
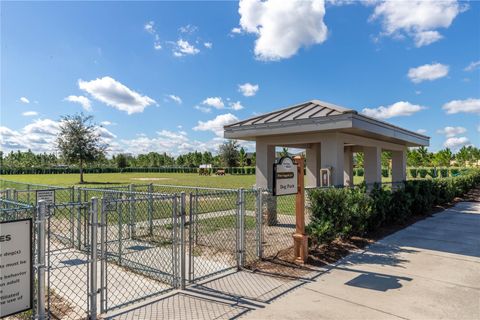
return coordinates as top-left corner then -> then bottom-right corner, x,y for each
0,172 -> 379,189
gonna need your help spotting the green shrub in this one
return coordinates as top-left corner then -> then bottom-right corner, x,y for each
368,184 -> 391,231
418,168 -> 428,178
382,168 -> 389,178
440,168 -> 448,178
409,168 -> 418,178
387,188 -> 412,224
450,168 -> 459,176
428,168 -> 437,178
357,168 -> 364,177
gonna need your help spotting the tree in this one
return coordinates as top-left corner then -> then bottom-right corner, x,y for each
417,146 -> 431,166
433,148 -> 453,167
116,154 -> 128,168
56,114 -> 107,183
354,152 -> 364,167
279,147 -> 289,158
219,140 -> 239,167
238,147 -> 247,167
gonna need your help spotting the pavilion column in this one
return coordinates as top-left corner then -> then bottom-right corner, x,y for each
255,140 -> 277,225
306,143 -> 321,187
320,134 -> 344,186
364,146 -> 382,188
391,148 -> 407,187
343,146 -> 354,187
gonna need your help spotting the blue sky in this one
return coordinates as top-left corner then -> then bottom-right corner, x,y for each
1,0 -> 479,156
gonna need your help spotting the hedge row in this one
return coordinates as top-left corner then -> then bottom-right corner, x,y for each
0,166 -> 257,175
353,167 -> 468,178
306,169 -> 480,246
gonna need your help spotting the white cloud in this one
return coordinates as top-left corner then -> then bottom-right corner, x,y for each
22,111 -> 38,117
442,98 -> 480,114
157,129 -> 188,142
167,94 -> 182,104
413,30 -> 443,47
0,118 -> 117,154
407,63 -> 449,83
100,121 -> 115,126
464,60 -> 480,72
416,129 -> 427,135
362,101 -> 426,119
194,105 -> 212,113
230,27 -> 242,34
173,39 -> 200,57
193,113 -> 239,137
145,21 -> 162,50
369,0 -> 466,47
202,97 -> 224,109
237,0 -> 328,60
20,97 -> 30,104
78,76 -> 156,114
179,24 -> 198,34
238,83 -> 259,97
64,95 -> 92,111
444,136 -> 470,150
204,42 -> 213,49
229,101 -> 244,111
436,126 -> 467,138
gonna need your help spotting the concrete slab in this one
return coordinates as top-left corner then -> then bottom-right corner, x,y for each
243,201 -> 480,320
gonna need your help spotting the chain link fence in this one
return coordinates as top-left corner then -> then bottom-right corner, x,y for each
0,180 -> 310,319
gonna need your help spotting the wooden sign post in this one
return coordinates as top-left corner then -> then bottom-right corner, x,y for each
292,156 -> 308,264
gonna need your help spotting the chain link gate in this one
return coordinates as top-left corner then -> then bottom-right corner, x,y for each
92,192 -> 179,315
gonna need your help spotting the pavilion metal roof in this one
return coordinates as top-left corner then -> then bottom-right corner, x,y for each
226,100 -> 354,128
224,99 -> 429,147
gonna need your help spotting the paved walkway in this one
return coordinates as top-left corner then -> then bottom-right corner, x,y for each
244,201 -> 480,320
103,201 -> 480,320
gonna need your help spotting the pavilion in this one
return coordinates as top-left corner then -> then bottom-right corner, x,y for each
224,100 -> 429,190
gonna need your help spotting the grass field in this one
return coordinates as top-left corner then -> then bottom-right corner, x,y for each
1,172 -> 374,189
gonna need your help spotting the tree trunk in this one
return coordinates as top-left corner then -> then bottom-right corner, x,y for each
80,159 -> 84,184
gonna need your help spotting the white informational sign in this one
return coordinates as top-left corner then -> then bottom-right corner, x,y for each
36,189 -> 55,205
0,219 -> 32,318
273,157 -> 298,196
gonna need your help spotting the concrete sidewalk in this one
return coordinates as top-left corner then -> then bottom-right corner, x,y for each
243,201 -> 480,320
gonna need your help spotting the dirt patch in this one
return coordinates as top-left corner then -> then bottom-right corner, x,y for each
130,178 -> 172,181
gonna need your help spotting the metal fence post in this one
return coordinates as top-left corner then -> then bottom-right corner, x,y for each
118,201 -> 123,265
172,195 -> 178,288
256,188 -> 264,259
188,193 -> 194,283
100,198 -> 106,314
180,192 -> 186,290
35,200 -> 47,320
76,188 -> 82,250
240,189 -> 245,268
148,183 -> 153,236
27,184 -> 31,205
236,189 -> 245,269
89,197 -> 98,320
129,184 -> 136,239
70,187 -> 75,248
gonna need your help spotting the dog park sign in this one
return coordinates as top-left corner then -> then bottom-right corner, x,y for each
273,156 -> 298,196
0,219 -> 33,318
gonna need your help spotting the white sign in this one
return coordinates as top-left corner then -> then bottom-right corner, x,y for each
273,157 -> 298,196
36,189 -> 55,205
0,219 -> 32,318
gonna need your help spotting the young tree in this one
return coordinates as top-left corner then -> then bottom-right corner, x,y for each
56,114 -> 107,183
279,147 -> 289,158
219,140 -> 239,167
238,147 -> 247,167
433,148 -> 453,167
